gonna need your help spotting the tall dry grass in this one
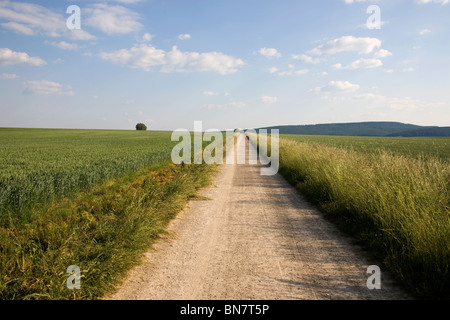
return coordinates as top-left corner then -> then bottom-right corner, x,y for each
250,134 -> 449,298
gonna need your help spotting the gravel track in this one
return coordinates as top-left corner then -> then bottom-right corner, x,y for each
107,134 -> 410,300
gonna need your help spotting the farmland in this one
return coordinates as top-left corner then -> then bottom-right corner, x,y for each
1,128 -> 449,299
257,134 -> 449,298
280,134 -> 450,160
0,128 -> 219,299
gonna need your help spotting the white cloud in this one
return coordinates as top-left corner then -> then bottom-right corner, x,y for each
50,41 -> 78,51
314,80 -> 360,93
203,91 -> 219,96
373,49 -> 392,58
69,30 -> 97,41
419,29 -> 431,35
23,80 -> 75,96
269,64 -> 308,76
261,96 -> 278,104
402,67 -> 415,72
178,34 -> 191,40
100,44 -> 165,70
141,33 -> 153,42
0,1 -> 62,37
0,73 -> 18,80
84,3 -> 142,35
228,101 -> 246,108
0,1 -> 95,40
333,48 -> 390,70
1,21 -> 34,35
414,0 -> 449,4
100,44 -> 245,74
333,58 -> 383,70
268,67 -> 279,74
277,69 -> 309,76
306,36 -> 382,56
354,93 -> 387,101
0,48 -> 46,66
292,54 -> 321,64
259,47 -> 281,58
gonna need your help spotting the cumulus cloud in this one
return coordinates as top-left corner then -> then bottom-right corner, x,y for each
0,73 -> 18,80
277,69 -> 309,76
332,48 -> 391,70
373,49 -> 392,58
178,34 -> 191,40
268,67 -> 279,74
414,0 -> 449,4
306,36 -> 382,56
0,1 -> 95,40
314,81 -> 360,94
261,96 -> 278,104
203,91 -> 219,96
84,3 -> 142,35
419,28 -> 431,35
333,58 -> 383,70
0,48 -> 46,66
23,80 -> 75,96
292,54 -> 321,64
293,36 -> 386,71
1,21 -> 34,35
259,47 -> 281,58
141,33 -> 153,42
50,41 -> 79,51
100,44 -> 245,74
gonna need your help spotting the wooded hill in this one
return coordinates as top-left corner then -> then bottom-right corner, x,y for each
255,122 -> 450,137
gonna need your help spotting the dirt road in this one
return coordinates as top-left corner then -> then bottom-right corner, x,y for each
107,134 -> 409,300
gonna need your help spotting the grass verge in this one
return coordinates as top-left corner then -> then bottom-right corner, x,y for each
0,161 -> 217,300
249,133 -> 449,299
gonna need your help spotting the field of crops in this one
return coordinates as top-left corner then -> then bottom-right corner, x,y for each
281,134 -> 450,160
0,127 -> 222,299
0,128 -> 178,227
250,133 -> 450,298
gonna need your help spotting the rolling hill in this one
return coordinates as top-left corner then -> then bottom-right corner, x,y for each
255,122 -> 450,137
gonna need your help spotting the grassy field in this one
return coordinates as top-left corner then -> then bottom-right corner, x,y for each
281,134 -> 450,160
0,128 -> 224,299
249,133 -> 450,299
0,128 -> 177,228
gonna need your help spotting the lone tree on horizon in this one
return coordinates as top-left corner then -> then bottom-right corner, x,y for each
136,123 -> 147,131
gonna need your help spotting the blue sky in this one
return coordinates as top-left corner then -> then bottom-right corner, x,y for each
0,0 -> 449,131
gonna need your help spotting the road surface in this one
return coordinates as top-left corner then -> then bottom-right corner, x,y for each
107,134 -> 409,300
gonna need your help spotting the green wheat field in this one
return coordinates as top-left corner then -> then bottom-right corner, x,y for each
1,128 -> 449,299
